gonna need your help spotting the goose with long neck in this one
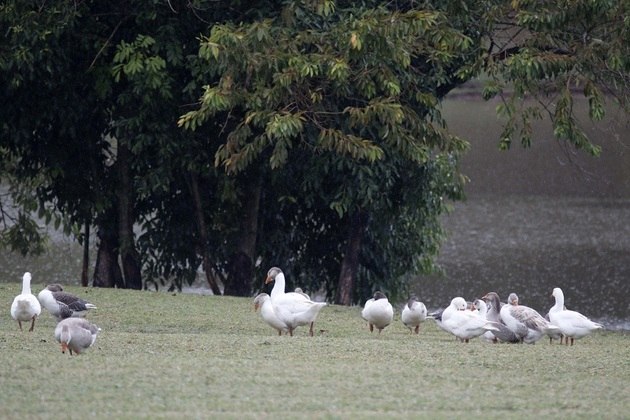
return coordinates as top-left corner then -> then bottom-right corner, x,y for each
548,287 -> 603,345
10,272 -> 42,332
266,267 -> 308,302
264,267 -> 326,336
477,294 -> 520,343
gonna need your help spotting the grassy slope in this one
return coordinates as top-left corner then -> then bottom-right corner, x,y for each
1,283 -> 628,419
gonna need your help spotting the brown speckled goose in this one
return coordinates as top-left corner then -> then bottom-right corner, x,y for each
500,293 -> 559,344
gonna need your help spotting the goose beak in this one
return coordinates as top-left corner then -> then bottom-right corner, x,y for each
264,275 -> 273,285
60,343 -> 68,354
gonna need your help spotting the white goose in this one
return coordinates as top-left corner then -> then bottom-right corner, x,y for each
264,267 -> 326,336
442,297 -> 499,342
500,293 -> 559,344
401,295 -> 427,334
10,272 -> 42,332
253,293 -> 289,335
549,287 -> 603,345
38,284 -> 97,321
361,291 -> 394,334
54,317 -> 101,355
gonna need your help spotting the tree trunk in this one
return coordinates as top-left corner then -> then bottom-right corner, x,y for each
117,142 -> 142,290
189,172 -> 222,295
93,225 -> 124,288
225,179 -> 261,296
335,209 -> 368,305
81,220 -> 89,287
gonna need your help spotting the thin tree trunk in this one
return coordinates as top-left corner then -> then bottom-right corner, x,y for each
225,179 -> 261,296
81,220 -> 89,287
117,142 -> 142,290
335,209 -> 368,305
189,172 -> 222,295
93,225 -> 124,288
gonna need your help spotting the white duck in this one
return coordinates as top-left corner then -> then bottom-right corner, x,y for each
442,297 -> 499,342
54,317 -> 101,355
10,272 -> 42,332
253,293 -> 289,335
38,284 -> 97,321
549,287 -> 603,345
428,297 -> 466,335
361,291 -> 394,334
264,267 -> 326,336
401,295 -> 427,334
500,293 -> 559,344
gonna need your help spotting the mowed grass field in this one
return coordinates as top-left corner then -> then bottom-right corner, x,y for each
1,283 -> 628,419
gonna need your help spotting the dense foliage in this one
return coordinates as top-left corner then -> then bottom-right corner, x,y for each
1,0 -> 627,302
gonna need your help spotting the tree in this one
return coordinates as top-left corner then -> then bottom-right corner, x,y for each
1,0 -> 627,302
179,2 -> 472,302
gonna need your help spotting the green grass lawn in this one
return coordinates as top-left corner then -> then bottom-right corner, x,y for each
1,283 -> 628,419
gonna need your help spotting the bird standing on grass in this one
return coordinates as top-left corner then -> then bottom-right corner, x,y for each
253,292 -> 289,336
264,267 -> 326,337
548,287 -> 603,345
401,295 -> 427,334
38,284 -> 97,321
361,291 -> 394,334
500,293 -> 559,344
54,317 -> 101,355
441,297 -> 499,342
11,272 -> 42,332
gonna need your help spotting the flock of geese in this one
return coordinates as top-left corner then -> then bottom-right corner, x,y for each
256,267 -> 604,344
10,272 -> 100,355
9,266 -> 604,354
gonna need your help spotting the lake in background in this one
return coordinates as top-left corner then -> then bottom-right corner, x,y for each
412,94 -> 629,330
1,93 -> 628,329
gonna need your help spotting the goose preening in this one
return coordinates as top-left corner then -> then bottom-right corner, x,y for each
38,284 -> 97,321
500,293 -> 559,344
479,292 -> 520,344
10,272 -> 42,332
548,287 -> 603,345
253,293 -> 289,335
401,295 -> 427,334
264,267 -> 326,336
54,317 -> 101,355
361,291 -> 394,334
441,297 -> 499,342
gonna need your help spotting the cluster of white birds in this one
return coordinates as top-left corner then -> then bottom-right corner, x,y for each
10,272 -> 101,355
254,270 -> 603,345
359,288 -> 603,345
